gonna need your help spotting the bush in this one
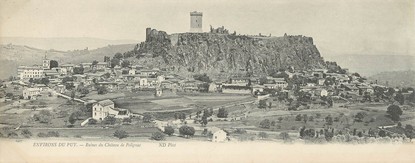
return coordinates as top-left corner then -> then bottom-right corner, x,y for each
7,132 -> 18,138
164,126 -> 175,136
88,118 -> 97,125
103,116 -> 117,125
258,132 -> 268,139
151,132 -> 166,141
113,130 -> 128,139
37,132 -> 48,137
295,114 -> 302,121
279,132 -> 290,141
47,131 -> 60,137
259,119 -> 271,129
21,129 -> 32,138
179,126 -> 195,138
234,128 -> 247,134
122,118 -> 132,124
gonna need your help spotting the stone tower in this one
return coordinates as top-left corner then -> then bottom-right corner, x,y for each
42,53 -> 50,69
190,11 -> 203,33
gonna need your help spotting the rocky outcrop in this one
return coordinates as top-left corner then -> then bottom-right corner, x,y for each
137,28 -> 325,74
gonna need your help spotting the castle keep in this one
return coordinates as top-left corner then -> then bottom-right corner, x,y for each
190,11 -> 203,33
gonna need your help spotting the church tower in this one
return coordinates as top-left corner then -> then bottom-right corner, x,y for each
190,11 -> 203,33
42,53 -> 50,69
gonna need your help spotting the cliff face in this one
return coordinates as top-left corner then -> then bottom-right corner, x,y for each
137,28 -> 325,74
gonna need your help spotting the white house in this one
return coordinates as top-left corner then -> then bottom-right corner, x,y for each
92,99 -> 131,120
139,78 -> 148,87
22,88 -> 42,99
209,127 -> 227,142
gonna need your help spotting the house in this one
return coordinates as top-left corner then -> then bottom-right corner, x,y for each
96,62 -> 108,70
317,79 -> 326,85
22,88 -> 42,99
128,69 -> 136,75
208,82 -> 223,92
60,64 -> 75,74
155,88 -> 162,97
92,99 -> 131,120
221,84 -> 251,94
315,89 -> 328,97
357,85 -> 374,95
252,85 -> 264,95
209,127 -> 227,142
17,66 -> 44,80
229,77 -> 250,86
139,78 -> 148,87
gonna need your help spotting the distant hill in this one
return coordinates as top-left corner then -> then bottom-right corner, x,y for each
0,37 -> 138,51
0,43 -> 136,79
368,70 -> 415,88
324,55 -> 415,76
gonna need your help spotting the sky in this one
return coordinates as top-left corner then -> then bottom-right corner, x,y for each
0,0 -> 414,56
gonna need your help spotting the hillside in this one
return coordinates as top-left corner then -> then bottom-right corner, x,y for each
0,37 -> 138,51
324,55 -> 415,76
368,70 -> 415,88
132,28 -> 325,76
0,44 -> 136,79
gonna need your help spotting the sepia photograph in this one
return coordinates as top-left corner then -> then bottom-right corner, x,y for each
0,0 -> 414,162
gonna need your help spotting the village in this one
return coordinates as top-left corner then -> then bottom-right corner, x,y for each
0,50 -> 414,144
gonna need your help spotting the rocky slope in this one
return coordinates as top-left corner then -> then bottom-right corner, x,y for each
136,28 -> 325,75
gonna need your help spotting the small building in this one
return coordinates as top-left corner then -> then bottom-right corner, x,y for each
96,62 -> 108,70
315,89 -> 328,97
155,88 -> 163,97
209,127 -> 227,142
92,99 -> 131,120
22,88 -> 42,99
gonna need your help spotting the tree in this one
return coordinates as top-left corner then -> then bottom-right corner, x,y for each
164,126 -> 175,136
279,132 -> 290,141
97,86 -> 107,94
110,58 -> 120,68
378,130 -> 386,137
113,130 -> 128,139
354,112 -> 367,122
121,60 -> 130,68
386,105 -> 403,121
92,60 -> 98,66
217,107 -> 228,118
179,126 -> 195,138
5,93 -> 13,99
259,119 -> 271,129
73,66 -> 84,74
114,52 -> 123,59
68,113 -> 77,126
394,92 -> 405,105
143,113 -> 152,123
325,115 -> 333,125
258,100 -> 267,109
193,73 -> 212,83
103,116 -> 116,125
21,129 -> 32,138
50,60 -> 58,69
151,131 -> 165,141
201,116 -> 208,126
295,114 -> 302,121
405,124 -> 413,139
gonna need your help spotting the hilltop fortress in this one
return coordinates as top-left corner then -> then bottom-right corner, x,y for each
136,11 -> 325,75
